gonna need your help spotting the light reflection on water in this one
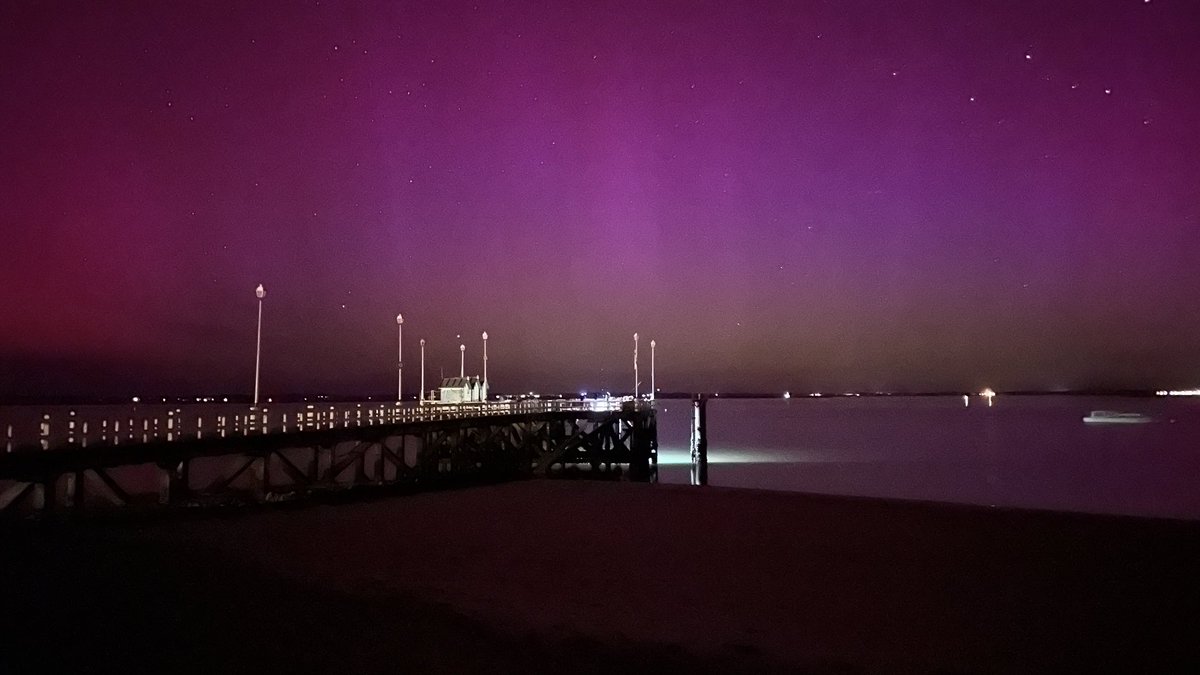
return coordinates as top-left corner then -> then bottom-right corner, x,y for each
654,396 -> 1200,520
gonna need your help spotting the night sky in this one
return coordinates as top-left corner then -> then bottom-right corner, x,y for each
2,0 -> 1198,398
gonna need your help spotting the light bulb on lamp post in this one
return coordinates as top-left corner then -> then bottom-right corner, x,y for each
253,284 -> 265,408
396,313 -> 404,402
419,339 -> 426,403
633,333 -> 639,400
482,331 -> 488,399
459,344 -> 465,378
650,339 -> 656,401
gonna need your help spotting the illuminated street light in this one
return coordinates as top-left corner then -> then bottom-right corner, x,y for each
420,339 -> 426,402
460,343 -> 465,378
253,284 -> 265,408
482,331 -> 488,398
650,339 -> 656,401
633,333 -> 639,399
396,313 -> 404,402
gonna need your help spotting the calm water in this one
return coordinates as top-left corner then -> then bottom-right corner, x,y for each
655,396 -> 1200,520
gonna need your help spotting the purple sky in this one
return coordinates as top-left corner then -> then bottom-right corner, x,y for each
2,0 -> 1198,397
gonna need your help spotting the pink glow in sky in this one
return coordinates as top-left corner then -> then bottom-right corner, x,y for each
1,0 -> 1198,397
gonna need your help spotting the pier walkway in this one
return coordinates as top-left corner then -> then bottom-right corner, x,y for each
0,399 -> 657,516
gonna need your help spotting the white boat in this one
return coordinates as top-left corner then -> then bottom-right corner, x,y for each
1083,410 -> 1151,424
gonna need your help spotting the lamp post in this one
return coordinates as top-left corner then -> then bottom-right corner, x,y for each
253,284 -> 265,408
396,313 -> 404,402
420,339 -> 426,403
459,344 -> 465,378
650,339 -> 656,401
633,332 -> 639,400
482,331 -> 488,397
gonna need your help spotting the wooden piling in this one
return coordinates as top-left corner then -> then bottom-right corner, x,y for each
256,453 -> 270,499
71,471 -> 84,510
690,395 -> 708,486
158,460 -> 190,505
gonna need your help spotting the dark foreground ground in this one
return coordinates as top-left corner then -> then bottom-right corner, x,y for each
2,481 -> 1198,674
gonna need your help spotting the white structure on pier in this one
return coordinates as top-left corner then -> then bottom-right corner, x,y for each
437,376 -> 487,404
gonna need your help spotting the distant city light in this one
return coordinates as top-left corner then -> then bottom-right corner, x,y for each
783,391 -> 791,399
1157,389 -> 1200,396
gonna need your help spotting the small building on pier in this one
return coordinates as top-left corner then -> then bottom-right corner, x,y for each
438,376 -> 487,403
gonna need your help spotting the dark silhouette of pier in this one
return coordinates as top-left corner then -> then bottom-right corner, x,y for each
0,400 -> 657,516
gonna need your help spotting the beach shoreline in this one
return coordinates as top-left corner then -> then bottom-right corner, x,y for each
3,480 -> 1198,673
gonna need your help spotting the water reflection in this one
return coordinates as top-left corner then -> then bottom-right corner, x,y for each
655,396 -> 1200,520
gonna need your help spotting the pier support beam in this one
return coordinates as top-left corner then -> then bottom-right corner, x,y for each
158,460 -> 190,506
690,395 -> 708,486
628,404 -> 658,483
1,405 -> 657,516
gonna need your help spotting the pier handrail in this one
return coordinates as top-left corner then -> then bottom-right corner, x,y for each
1,398 -> 652,454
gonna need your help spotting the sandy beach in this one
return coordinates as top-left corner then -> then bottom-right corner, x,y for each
2,480 -> 1198,673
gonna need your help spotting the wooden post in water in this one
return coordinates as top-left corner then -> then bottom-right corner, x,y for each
70,470 -> 84,510
256,453 -> 270,500
159,461 -> 189,505
63,410 -> 79,507
690,394 -> 708,486
625,399 -> 658,483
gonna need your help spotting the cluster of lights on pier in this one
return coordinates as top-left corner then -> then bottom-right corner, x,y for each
632,333 -> 658,401
249,285 -> 658,405
110,283 -> 1126,409
253,284 -> 493,405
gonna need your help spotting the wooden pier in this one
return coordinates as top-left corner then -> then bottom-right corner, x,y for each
0,400 -> 657,516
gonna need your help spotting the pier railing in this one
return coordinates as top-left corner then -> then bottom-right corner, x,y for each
0,398 -> 641,454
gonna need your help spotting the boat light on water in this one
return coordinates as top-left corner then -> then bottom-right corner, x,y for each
1083,411 -> 1152,424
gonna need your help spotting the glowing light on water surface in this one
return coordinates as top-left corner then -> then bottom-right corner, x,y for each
980,388 -> 996,407
658,445 -> 845,466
